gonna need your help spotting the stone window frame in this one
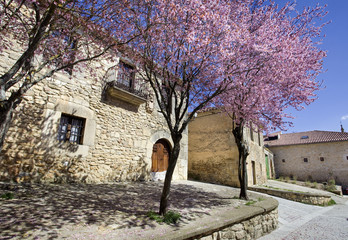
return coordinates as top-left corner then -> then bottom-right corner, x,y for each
57,113 -> 86,145
320,157 -> 325,162
43,99 -> 96,157
303,157 -> 309,163
282,159 -> 285,163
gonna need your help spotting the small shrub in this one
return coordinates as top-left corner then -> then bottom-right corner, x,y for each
305,181 -> 311,187
325,179 -> 337,192
278,176 -> 284,181
147,211 -> 163,223
245,200 -> 257,205
258,197 -> 264,201
293,176 -> 298,181
1,192 -> 14,200
325,184 -> 337,192
163,211 -> 181,224
285,176 -> 290,183
147,210 -> 181,224
328,179 -> 335,186
327,199 -> 336,206
312,182 -> 318,189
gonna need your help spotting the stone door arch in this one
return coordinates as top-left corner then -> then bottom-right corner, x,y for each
151,139 -> 170,172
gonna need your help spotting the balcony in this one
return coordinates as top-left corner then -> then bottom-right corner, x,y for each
105,80 -> 148,105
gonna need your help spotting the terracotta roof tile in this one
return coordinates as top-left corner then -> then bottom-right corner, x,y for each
264,130 -> 348,147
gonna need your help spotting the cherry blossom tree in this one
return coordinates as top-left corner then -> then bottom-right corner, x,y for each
0,0 -> 140,150
122,0 -> 273,214
217,1 -> 327,200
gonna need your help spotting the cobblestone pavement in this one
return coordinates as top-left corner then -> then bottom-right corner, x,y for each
258,185 -> 348,240
0,180 -> 259,240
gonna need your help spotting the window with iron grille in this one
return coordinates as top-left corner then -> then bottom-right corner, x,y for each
57,114 -> 85,144
117,61 -> 135,89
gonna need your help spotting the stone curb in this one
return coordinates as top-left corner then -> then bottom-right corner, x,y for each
153,197 -> 279,240
248,186 -> 332,206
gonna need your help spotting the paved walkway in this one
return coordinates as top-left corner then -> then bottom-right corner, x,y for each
257,181 -> 348,240
0,180 -> 271,240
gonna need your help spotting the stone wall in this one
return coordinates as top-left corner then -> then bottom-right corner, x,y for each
196,209 -> 278,240
188,110 -> 267,187
248,186 -> 333,206
270,141 -> 348,189
0,42 -> 188,183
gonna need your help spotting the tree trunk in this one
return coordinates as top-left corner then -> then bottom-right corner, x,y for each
232,125 -> 249,200
159,133 -> 182,215
0,100 -> 15,151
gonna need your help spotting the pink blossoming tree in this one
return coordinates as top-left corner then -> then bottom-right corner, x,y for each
123,0 -> 242,215
216,1 -> 327,199
126,0 -> 327,210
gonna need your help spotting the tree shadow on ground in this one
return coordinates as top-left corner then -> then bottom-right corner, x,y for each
0,181 -> 234,239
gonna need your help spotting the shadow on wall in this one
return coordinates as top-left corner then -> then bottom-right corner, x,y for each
0,181 -> 231,239
0,100 -> 84,183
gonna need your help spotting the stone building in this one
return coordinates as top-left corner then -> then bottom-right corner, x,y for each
0,46 -> 188,183
188,109 -> 270,187
264,130 -> 348,189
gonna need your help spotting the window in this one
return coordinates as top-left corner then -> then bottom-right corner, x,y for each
303,158 -> 308,163
282,159 -> 285,163
64,38 -> 77,75
258,132 -> 261,146
320,157 -> 324,162
58,114 -> 85,144
117,61 -> 135,88
301,136 -> 309,139
250,127 -> 254,141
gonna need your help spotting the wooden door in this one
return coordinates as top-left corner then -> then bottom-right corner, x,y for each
151,139 -> 170,172
265,155 -> 270,179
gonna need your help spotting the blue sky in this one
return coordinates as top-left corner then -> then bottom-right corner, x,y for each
282,0 -> 348,133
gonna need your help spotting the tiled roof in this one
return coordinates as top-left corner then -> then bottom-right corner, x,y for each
264,130 -> 348,147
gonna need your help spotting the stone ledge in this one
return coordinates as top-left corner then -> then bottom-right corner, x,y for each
248,186 -> 332,206
154,197 -> 279,240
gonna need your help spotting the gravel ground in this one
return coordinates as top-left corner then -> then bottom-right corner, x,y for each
0,180 -> 254,240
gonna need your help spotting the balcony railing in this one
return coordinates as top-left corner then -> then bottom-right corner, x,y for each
105,80 -> 148,105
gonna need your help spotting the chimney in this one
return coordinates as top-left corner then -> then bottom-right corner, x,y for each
341,122 -> 345,133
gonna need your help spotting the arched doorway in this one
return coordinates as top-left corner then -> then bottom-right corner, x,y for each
151,139 -> 170,173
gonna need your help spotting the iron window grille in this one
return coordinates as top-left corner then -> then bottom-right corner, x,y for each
117,61 -> 135,89
106,61 -> 148,100
58,114 -> 85,144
